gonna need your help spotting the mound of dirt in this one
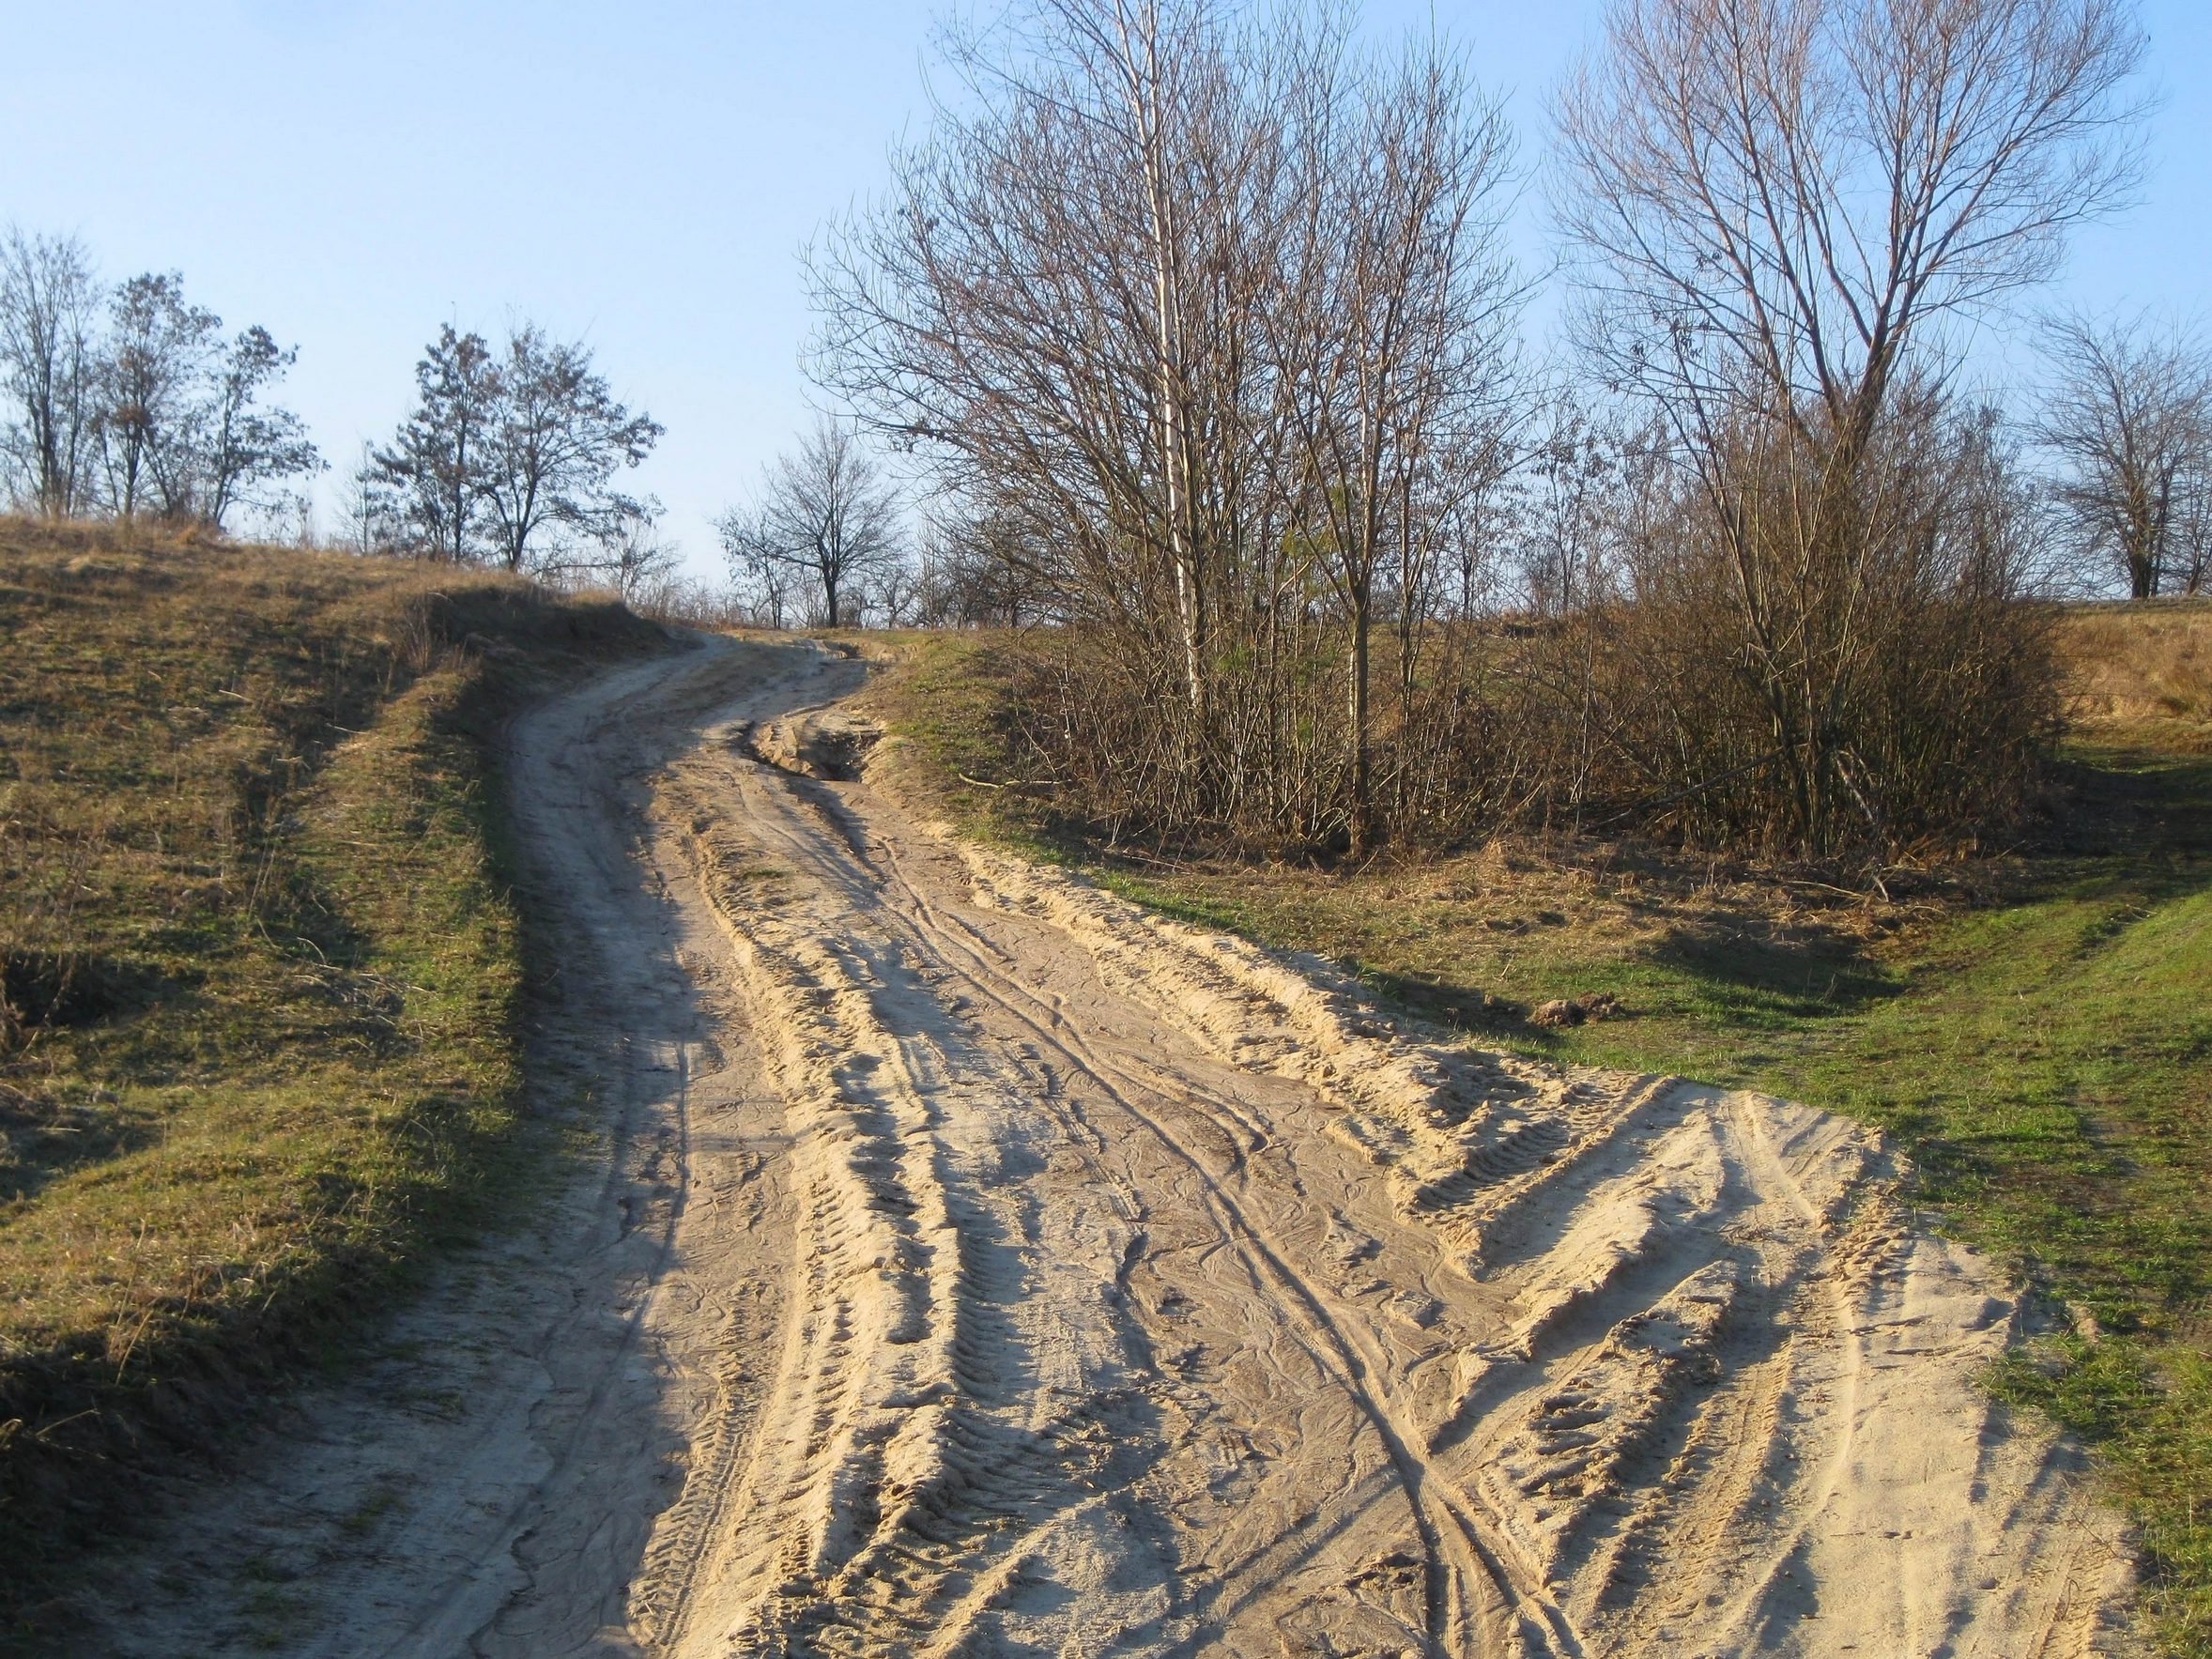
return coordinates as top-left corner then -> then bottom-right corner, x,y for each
742,705 -> 883,780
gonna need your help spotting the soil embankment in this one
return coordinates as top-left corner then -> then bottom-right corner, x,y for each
84,637 -> 2133,1656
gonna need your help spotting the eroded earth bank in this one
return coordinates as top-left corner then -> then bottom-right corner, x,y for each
85,637 -> 2135,1657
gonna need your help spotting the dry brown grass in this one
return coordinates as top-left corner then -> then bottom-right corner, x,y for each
2055,599 -> 2212,749
0,519 -> 666,1633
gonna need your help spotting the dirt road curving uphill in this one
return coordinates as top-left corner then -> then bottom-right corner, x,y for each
86,637 -> 2134,1657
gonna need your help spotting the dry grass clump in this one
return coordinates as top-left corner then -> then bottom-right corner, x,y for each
0,519 -> 664,1624
1088,831 -> 1916,1037
2055,600 -> 2212,746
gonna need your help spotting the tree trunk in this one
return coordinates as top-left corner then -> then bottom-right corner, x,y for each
1347,590 -> 1372,856
2128,534 -> 2157,599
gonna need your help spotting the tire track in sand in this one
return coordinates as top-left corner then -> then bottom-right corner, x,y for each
74,637 -> 2141,1658
627,642 -> 2130,1658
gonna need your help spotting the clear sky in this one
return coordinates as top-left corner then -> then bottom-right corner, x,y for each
1,0 -> 2204,577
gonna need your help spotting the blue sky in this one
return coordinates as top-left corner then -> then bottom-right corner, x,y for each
0,0 -> 2204,576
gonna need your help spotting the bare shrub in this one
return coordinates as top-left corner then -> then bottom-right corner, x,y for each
1543,400 -> 2059,855
810,0 -> 1523,853
1554,0 -> 2146,857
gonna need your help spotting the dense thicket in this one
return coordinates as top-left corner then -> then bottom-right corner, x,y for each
813,0 -> 1522,853
814,0 -> 2145,864
1523,402 -> 2061,853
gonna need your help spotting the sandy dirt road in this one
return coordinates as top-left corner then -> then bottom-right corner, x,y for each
84,637 -> 2135,1657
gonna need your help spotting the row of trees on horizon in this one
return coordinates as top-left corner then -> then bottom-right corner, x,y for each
0,230 -> 679,598
0,231 -> 318,531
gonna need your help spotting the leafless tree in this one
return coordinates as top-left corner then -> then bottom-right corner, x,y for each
812,0 -> 1526,850
1556,0 -> 2146,853
2036,310 -> 2212,598
1272,39 -> 1521,849
719,420 -> 902,628
95,274 -> 320,531
96,273 -> 219,522
340,441 -> 398,555
0,230 -> 100,517
808,0 -> 1350,767
2,244 -> 315,531
1503,401 -> 1627,619
478,324 -> 662,573
727,548 -> 802,629
914,500 -> 1051,626
595,499 -> 681,602
2173,480 -> 2212,596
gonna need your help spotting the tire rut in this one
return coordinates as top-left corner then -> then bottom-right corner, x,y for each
73,637 -> 2140,1659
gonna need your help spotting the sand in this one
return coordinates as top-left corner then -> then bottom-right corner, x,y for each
79,636 -> 2137,1657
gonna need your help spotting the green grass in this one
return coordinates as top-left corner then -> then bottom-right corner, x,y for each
866,630 -> 2212,1651
0,522 -> 664,1631
853,630 -> 1054,849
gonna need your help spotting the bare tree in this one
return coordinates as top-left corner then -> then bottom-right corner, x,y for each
1503,400 -> 1627,619
597,499 -> 681,602
813,0 -> 1527,850
2173,475 -> 2212,595
1273,40 -> 1519,848
1556,0 -> 2146,853
727,545 -> 801,629
0,230 -> 100,517
192,326 -> 321,531
96,273 -> 219,522
2037,310 -> 2212,598
0,236 -> 315,533
810,0 -> 1306,704
719,421 -> 902,627
478,324 -> 662,573
915,499 -> 1051,626
374,326 -> 499,561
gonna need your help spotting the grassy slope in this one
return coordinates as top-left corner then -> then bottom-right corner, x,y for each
0,523 -> 665,1625
864,608 -> 2212,1651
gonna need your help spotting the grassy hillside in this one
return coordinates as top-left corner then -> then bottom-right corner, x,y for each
865,603 -> 2212,1651
2059,599 -> 2212,746
0,522 -> 665,1627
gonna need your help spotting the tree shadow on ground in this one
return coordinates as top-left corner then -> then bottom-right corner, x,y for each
1647,924 -> 1898,1017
